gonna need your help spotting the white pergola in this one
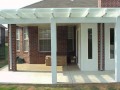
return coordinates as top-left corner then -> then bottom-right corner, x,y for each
1,8 -> 120,84
0,8 -> 120,23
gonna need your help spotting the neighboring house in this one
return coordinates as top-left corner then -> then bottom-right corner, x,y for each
0,0 -> 120,83
5,28 -> 8,43
0,24 -> 6,59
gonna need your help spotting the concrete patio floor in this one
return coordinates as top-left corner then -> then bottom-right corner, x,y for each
0,64 -> 115,84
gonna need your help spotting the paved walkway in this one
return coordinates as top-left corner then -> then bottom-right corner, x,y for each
0,65 -> 115,84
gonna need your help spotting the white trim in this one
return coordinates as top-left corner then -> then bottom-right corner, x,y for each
105,23 -> 115,70
0,8 -> 119,18
0,17 -> 117,24
0,8 -> 119,24
9,25 -> 12,70
81,23 -> 98,71
115,16 -> 120,82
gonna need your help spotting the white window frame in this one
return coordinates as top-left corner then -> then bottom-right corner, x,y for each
16,28 -> 20,51
23,27 -> 29,52
38,29 -> 51,52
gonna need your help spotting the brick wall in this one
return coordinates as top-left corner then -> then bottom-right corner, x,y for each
101,0 -> 120,7
28,26 -> 51,64
28,26 -> 38,64
16,27 -> 30,63
57,26 -> 67,56
98,23 -> 105,70
17,26 -> 68,64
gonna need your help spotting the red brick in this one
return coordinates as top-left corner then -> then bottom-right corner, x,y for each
101,0 -> 120,7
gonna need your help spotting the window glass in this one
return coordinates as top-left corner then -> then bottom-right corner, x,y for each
16,29 -> 20,51
39,29 -> 51,52
67,26 -> 74,52
110,28 -> 114,59
88,28 -> 92,59
23,27 -> 29,51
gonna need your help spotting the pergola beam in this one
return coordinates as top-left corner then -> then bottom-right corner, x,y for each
0,8 -> 120,24
0,17 -> 117,24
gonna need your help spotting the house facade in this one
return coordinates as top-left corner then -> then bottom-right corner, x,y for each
0,24 -> 6,59
0,0 -> 119,84
14,0 -> 119,70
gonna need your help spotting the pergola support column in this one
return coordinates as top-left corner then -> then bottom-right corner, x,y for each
51,18 -> 57,84
8,24 -> 17,71
115,16 -> 120,82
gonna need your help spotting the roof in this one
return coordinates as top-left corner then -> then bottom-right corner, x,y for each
0,24 -> 6,29
23,0 -> 98,8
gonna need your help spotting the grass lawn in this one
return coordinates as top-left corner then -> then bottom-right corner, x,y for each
0,84 -> 119,90
0,43 -> 8,68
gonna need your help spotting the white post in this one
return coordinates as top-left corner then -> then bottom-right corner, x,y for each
9,24 -> 12,70
115,16 -> 120,82
51,18 -> 57,84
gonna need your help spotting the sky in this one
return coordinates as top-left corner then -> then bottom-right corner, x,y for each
0,0 -> 41,9
0,0 -> 41,27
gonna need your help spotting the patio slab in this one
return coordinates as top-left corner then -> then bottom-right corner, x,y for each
0,65 -> 115,84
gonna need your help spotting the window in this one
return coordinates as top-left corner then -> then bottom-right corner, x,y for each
110,28 -> 114,59
23,27 -> 29,51
88,28 -> 92,59
67,26 -> 74,52
16,28 -> 20,51
39,29 -> 51,52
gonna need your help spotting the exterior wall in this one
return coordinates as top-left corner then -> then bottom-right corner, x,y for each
105,23 -> 115,70
98,23 -> 105,70
28,26 -> 51,64
14,23 -> 116,70
17,25 -> 67,64
99,0 -> 118,71
16,27 -> 30,63
81,23 -> 98,71
57,26 -> 67,56
76,24 -> 81,69
101,0 -> 120,7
